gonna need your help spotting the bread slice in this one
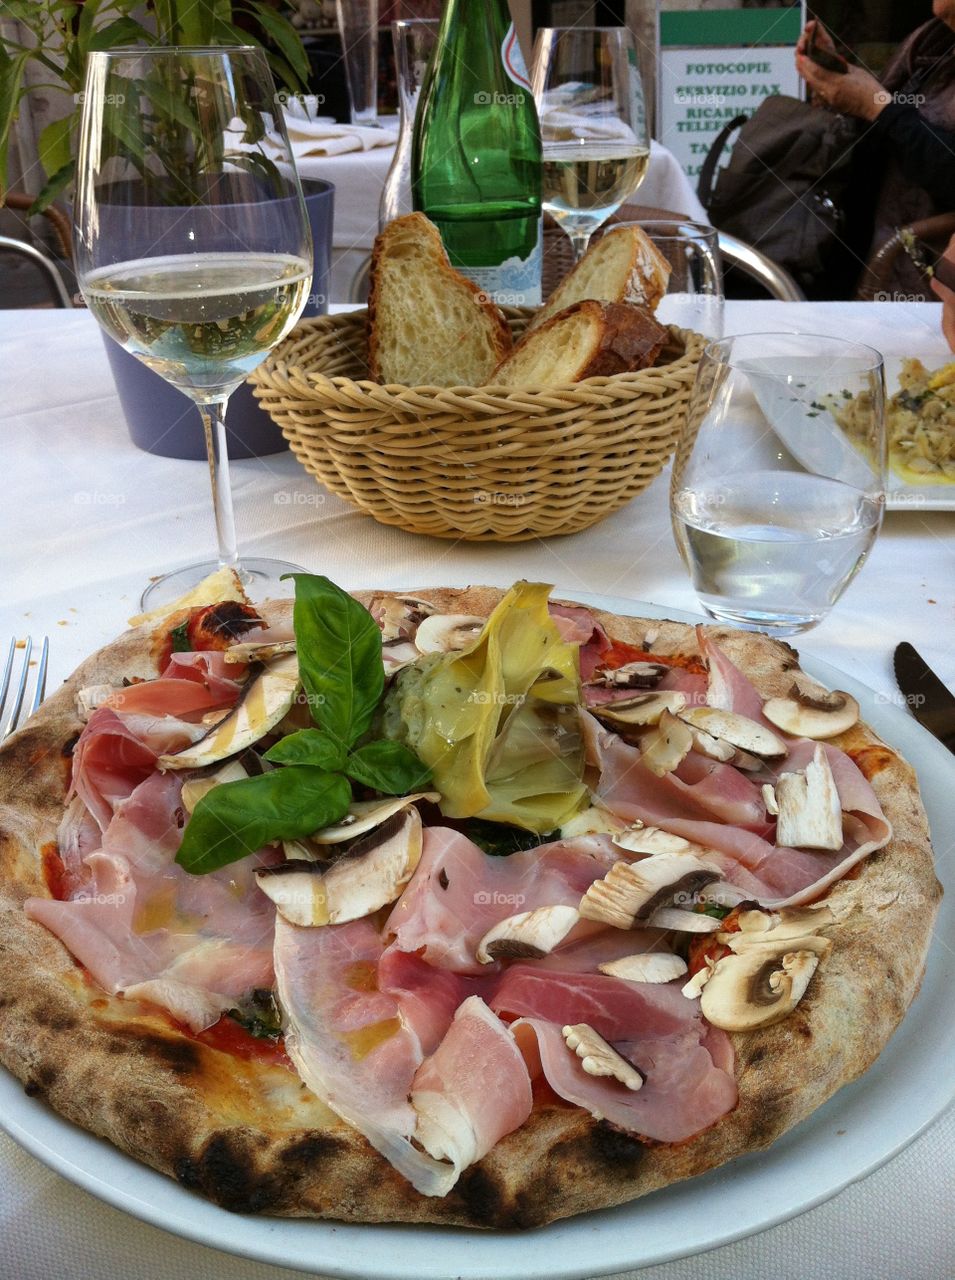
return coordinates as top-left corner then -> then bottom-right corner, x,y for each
367,213 -> 512,386
489,300 -> 668,388
530,225 -> 671,331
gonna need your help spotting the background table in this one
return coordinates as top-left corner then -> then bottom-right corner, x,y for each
1,301 -> 953,1280
294,139 -> 708,302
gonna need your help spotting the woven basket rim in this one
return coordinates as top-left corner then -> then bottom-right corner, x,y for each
253,307 -> 704,400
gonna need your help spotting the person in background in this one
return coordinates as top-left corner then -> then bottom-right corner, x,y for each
795,8 -> 955,297
932,234 -> 955,349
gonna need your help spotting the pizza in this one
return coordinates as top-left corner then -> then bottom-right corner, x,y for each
0,578 -> 941,1228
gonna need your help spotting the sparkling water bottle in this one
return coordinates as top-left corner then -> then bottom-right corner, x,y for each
411,0 -> 542,306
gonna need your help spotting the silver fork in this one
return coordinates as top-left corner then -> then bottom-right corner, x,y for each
1,637 -> 50,740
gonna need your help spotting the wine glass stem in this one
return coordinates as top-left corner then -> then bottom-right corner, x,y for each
199,396 -> 239,572
569,229 -> 593,263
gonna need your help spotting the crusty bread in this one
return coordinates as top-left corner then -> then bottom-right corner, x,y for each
529,225 -> 671,331
489,300 -> 668,387
367,213 -> 512,386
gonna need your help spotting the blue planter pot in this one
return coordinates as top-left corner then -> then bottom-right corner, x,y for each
102,178 -> 334,460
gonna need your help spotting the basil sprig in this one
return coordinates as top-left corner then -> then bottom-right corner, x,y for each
176,575 -> 430,875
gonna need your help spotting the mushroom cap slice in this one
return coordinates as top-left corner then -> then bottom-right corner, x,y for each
579,855 -> 720,929
762,686 -> 860,739
223,639 -> 296,665
700,946 -> 826,1032
774,744 -> 843,851
255,806 -> 424,926
598,953 -> 688,983
308,791 -> 439,844
588,661 -> 670,690
371,595 -> 437,643
678,707 -> 787,759
639,709 -> 695,777
561,1024 -> 643,1090
648,906 -> 724,933
591,690 -> 687,730
157,653 -> 300,769
612,825 -> 695,857
475,905 -> 580,964
413,613 -> 486,655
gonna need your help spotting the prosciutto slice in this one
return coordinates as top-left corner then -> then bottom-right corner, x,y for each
386,827 -> 620,974
70,708 -> 162,830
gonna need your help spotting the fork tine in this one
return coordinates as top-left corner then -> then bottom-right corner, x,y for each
0,638 -> 14,720
3,637 -> 32,740
30,637 -> 49,715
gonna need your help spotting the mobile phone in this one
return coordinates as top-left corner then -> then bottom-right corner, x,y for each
805,25 -> 849,75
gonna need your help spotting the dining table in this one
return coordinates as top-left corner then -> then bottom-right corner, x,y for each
1,299 -> 953,1280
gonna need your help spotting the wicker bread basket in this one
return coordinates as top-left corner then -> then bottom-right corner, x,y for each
250,307 -> 705,542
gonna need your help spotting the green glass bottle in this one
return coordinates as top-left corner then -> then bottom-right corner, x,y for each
411,0 -> 542,306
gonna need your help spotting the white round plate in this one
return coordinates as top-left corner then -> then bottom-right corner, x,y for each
1,594 -> 953,1278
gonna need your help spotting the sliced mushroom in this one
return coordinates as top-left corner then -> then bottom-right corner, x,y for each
648,906 -> 724,933
677,707 -> 787,760
591,690 -> 687,731
762,685 -> 860,739
157,653 -> 300,769
255,806 -> 424,926
700,946 -> 826,1031
599,953 -> 688,983
682,957 -> 716,999
639,709 -> 695,776
613,826 -> 695,857
413,613 -> 486,655
762,783 -> 779,816
561,1024 -> 643,1090
223,639 -> 296,665
775,744 -> 843,851
371,595 -> 436,643
381,638 -> 421,675
686,724 -> 737,763
181,759 -> 249,814
579,855 -> 720,930
308,791 -> 440,844
587,661 -> 670,690
559,805 -> 627,839
475,904 -> 580,964
728,903 -> 835,944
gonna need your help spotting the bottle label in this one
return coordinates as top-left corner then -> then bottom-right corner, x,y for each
502,24 -> 531,92
457,226 -> 543,308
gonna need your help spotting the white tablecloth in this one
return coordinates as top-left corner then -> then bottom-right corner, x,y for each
1,301 -> 954,1280
295,139 -> 707,302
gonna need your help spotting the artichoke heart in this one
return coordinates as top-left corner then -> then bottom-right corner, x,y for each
388,582 -> 586,831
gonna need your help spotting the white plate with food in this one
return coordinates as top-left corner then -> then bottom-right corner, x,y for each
0,587 -> 952,1279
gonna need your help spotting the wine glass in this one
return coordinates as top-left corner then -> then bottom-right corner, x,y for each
379,19 -> 439,229
73,47 -> 313,609
531,26 -> 650,262
671,333 -> 886,634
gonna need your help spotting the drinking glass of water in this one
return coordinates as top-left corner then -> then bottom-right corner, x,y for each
619,219 -> 724,337
670,333 -> 886,634
74,47 -> 313,609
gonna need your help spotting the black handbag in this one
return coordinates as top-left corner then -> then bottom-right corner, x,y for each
697,95 -> 860,297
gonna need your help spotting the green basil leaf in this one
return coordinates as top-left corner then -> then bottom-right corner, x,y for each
264,729 -> 346,771
345,740 -> 432,796
287,574 -> 384,749
176,767 -> 350,875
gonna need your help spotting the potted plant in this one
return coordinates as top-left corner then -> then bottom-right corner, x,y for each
0,0 -> 334,459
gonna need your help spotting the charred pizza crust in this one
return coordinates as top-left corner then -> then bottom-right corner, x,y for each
0,588 -> 941,1227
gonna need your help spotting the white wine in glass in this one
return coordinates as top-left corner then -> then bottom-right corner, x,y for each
73,47 -> 313,609
532,27 -> 650,261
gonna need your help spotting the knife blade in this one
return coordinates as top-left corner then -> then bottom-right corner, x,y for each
893,642 -> 955,755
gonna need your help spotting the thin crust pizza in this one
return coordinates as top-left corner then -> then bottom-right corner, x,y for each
0,580 -> 941,1228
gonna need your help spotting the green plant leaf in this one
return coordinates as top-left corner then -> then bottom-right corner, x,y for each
243,3 -> 311,87
89,16 -> 154,53
37,115 -> 72,179
225,151 -> 286,198
264,729 -> 346,771
288,574 -> 384,749
0,47 -> 30,193
28,161 -> 74,215
345,741 -> 432,796
176,766 -> 351,874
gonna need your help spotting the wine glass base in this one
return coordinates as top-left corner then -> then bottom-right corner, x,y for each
140,557 -> 308,612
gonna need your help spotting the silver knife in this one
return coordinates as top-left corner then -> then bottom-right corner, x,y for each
893,642 -> 955,755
